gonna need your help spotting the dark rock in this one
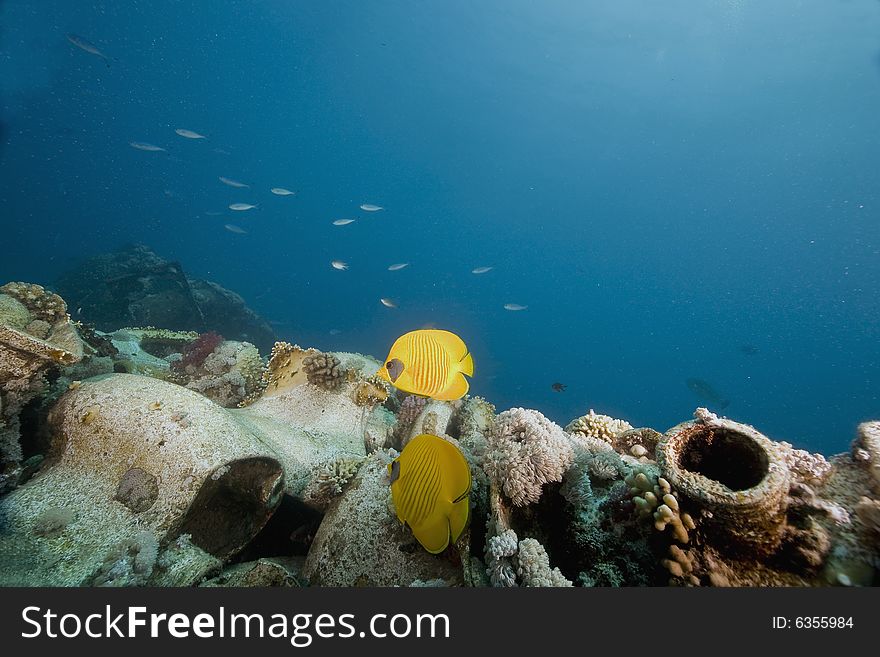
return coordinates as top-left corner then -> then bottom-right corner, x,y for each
55,245 -> 276,352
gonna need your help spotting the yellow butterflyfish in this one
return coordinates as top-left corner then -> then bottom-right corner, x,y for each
388,434 -> 471,554
375,329 -> 474,401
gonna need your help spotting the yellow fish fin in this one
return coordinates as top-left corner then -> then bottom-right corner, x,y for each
436,372 -> 469,401
459,350 -> 474,377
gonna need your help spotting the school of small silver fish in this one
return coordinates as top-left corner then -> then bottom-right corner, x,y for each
73,31 -> 531,328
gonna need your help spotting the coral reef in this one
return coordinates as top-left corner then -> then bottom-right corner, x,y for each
1,282 -> 878,589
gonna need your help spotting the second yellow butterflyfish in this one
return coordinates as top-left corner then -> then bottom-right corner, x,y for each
375,329 -> 474,401
388,433 -> 472,554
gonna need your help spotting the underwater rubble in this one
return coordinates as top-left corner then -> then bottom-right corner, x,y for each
0,281 -> 878,587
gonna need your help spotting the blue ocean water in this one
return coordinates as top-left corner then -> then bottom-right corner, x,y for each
1,0 -> 878,454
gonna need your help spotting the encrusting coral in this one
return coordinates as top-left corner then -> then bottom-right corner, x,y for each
484,408 -> 575,507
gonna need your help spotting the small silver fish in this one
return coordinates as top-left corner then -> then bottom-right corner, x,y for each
204,211 -> 224,216
270,187 -> 295,196
472,266 -> 493,274
387,263 -> 409,271
329,329 -> 342,336
219,176 -> 249,188
229,203 -> 257,211
129,141 -> 165,152
504,303 -> 528,311
360,203 -> 383,212
380,298 -> 398,308
175,128 -> 207,139
66,34 -> 111,66
331,260 -> 349,270
224,224 -> 247,234
332,219 -> 355,226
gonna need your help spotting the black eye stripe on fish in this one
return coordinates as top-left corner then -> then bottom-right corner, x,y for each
387,358 -> 404,382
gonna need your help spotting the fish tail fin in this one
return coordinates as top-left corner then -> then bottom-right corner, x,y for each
459,350 -> 474,377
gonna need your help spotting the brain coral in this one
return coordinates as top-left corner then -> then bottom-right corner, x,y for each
484,407 -> 575,506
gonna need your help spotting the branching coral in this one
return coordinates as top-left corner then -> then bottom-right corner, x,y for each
484,408 -> 575,507
626,468 -> 695,544
302,352 -> 346,391
565,409 -> 633,444
302,456 -> 365,511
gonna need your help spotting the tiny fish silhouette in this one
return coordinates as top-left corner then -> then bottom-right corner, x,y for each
219,176 -> 249,188
175,128 -> 206,139
685,378 -> 730,410
67,34 -> 112,66
129,141 -> 165,152
551,382 -> 566,392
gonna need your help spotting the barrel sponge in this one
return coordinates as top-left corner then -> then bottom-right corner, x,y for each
484,407 -> 575,507
565,409 -> 633,444
658,409 -> 791,557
